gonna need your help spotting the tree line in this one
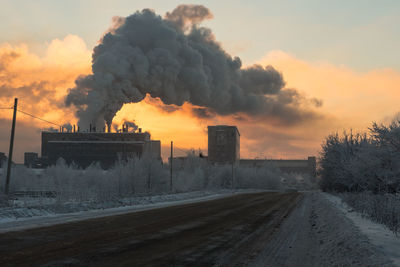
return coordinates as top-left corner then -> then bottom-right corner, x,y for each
319,121 -> 400,193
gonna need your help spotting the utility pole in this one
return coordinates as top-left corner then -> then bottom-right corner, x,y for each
231,161 -> 234,190
5,98 -> 17,195
170,141 -> 173,192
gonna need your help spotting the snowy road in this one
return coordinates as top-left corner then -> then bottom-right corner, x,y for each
0,192 -> 397,266
0,192 -> 300,266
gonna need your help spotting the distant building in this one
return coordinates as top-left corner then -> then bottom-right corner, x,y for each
207,125 -> 316,176
24,152 -> 40,168
0,152 -> 7,168
208,125 -> 240,164
41,131 -> 161,169
240,157 -> 317,177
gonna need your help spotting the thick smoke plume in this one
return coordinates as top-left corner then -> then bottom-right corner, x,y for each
66,4 -> 321,129
124,120 -> 139,132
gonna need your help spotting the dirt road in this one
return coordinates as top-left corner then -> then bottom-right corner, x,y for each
0,192 -> 301,266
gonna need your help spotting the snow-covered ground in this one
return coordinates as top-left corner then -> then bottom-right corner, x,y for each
251,192 -> 396,266
2,190 -> 397,266
0,189 -> 267,233
323,193 -> 400,266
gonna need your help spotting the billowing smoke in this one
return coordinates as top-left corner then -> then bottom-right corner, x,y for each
62,123 -> 73,132
44,127 -> 58,132
124,120 -> 139,132
66,4 -> 321,129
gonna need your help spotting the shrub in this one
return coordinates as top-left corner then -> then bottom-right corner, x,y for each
319,121 -> 400,193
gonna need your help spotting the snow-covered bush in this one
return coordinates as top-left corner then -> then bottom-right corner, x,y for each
234,163 -> 282,190
320,121 -> 400,193
340,192 -> 400,234
173,154 -> 206,192
0,150 -> 318,206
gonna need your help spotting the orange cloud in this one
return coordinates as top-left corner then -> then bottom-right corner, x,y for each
260,50 -> 400,130
1,37 -> 399,163
0,34 -> 91,125
0,35 -> 91,161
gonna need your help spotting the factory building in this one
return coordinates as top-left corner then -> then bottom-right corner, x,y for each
0,152 -> 7,168
239,157 -> 317,177
207,125 -> 316,176
208,125 -> 240,164
41,130 -> 161,169
24,152 -> 40,168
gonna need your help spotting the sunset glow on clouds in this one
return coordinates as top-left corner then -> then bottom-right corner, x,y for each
1,4 -> 400,162
0,35 -> 91,159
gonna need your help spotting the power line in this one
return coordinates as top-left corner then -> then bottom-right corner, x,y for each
17,109 -> 63,128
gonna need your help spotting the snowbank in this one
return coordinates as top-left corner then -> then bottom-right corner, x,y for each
323,193 -> 400,266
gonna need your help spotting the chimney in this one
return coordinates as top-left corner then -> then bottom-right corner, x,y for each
107,123 -> 111,133
78,126 -> 80,132
73,125 -> 76,133
138,128 -> 142,133
89,124 -> 92,132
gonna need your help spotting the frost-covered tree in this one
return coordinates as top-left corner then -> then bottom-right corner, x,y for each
320,121 -> 400,193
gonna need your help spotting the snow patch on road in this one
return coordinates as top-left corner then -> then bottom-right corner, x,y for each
323,193 -> 400,266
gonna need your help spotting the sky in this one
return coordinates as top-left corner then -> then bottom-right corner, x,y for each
1,0 -> 400,162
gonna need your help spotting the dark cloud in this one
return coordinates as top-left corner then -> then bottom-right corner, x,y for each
191,107 -> 215,119
66,4 -> 322,129
0,82 -> 60,116
165,4 -> 213,30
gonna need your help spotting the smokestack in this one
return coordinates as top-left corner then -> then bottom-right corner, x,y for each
73,125 -> 76,133
107,123 -> 111,133
89,124 -> 92,132
139,128 -> 142,133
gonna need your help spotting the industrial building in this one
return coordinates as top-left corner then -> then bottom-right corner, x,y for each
35,122 -> 315,176
41,129 -> 161,169
0,152 -> 7,168
24,152 -> 40,168
208,125 -> 240,164
239,157 -> 317,177
206,125 -> 316,176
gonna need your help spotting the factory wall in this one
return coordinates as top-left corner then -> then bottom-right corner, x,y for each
41,132 -> 160,169
206,125 -> 316,176
239,157 -> 317,177
208,125 -> 240,164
